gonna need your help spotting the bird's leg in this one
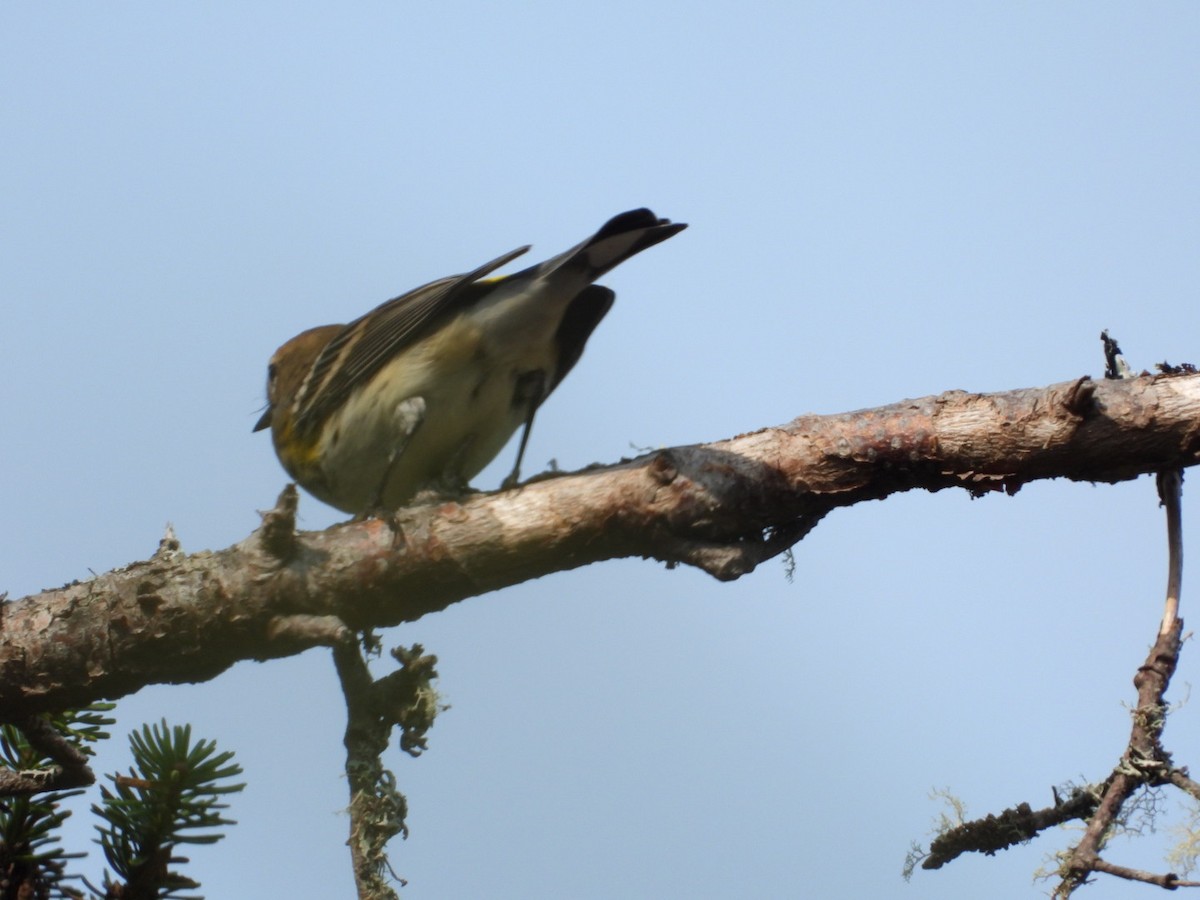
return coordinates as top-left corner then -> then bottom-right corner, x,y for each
501,370 -> 548,491
500,410 -> 537,491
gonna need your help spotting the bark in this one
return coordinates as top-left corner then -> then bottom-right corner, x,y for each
2,371 -> 1198,719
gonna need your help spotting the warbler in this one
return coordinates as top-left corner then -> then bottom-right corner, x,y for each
254,208 -> 686,514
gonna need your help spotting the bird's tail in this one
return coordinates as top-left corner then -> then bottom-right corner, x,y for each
540,208 -> 687,284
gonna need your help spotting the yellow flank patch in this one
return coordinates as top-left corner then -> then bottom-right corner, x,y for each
275,422 -> 323,473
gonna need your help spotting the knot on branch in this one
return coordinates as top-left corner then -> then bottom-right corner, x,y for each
258,484 -> 300,562
1060,376 -> 1097,419
637,445 -> 828,580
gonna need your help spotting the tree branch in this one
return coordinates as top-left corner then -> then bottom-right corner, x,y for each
0,714 -> 95,794
3,372 -> 1199,718
923,788 -> 1101,869
908,353 -> 1197,894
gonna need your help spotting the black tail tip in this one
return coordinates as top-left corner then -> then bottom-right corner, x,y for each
597,208 -> 686,239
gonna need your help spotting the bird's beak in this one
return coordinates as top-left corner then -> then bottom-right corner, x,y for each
253,407 -> 273,432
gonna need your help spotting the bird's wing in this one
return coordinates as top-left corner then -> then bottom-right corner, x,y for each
292,244 -> 530,433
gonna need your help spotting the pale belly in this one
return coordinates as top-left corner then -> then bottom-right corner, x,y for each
309,313 -> 553,512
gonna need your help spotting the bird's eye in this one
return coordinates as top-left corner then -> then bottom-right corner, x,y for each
267,362 -> 278,385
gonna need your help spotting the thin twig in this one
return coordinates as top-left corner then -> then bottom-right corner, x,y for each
1053,623 -> 1184,897
331,637 -> 405,900
1090,856 -> 1200,889
1158,469 -> 1184,634
923,788 -> 1100,869
1169,768 -> 1200,802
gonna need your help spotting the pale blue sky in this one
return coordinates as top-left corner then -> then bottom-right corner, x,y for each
3,4 -> 1199,898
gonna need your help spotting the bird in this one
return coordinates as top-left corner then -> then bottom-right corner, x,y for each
254,208 -> 686,514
